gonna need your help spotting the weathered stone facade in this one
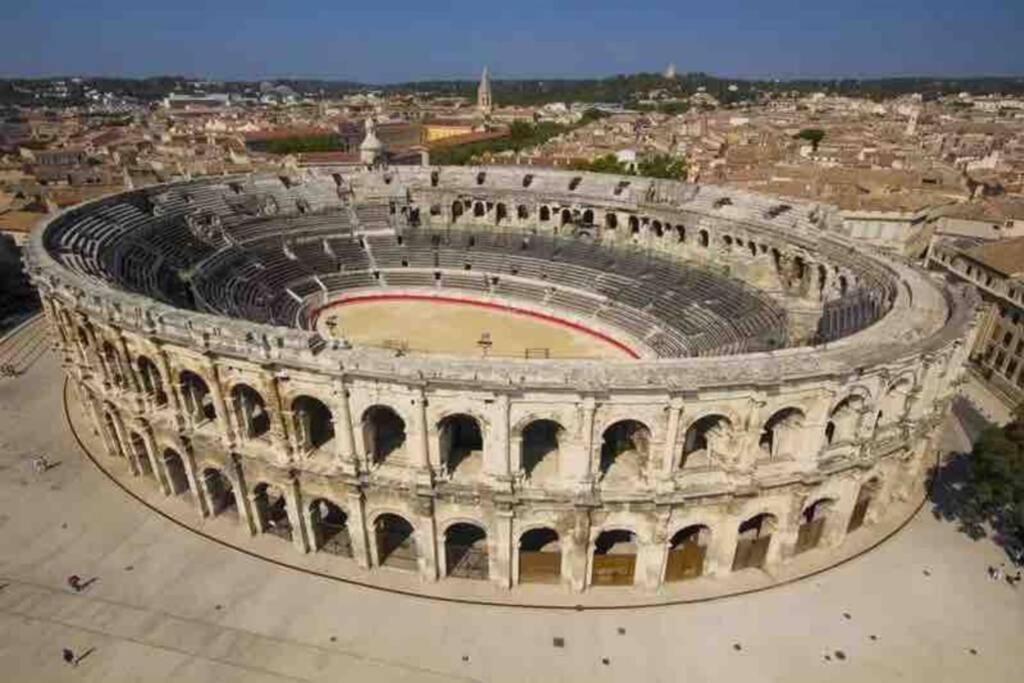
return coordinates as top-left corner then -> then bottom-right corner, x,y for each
26,167 -> 979,596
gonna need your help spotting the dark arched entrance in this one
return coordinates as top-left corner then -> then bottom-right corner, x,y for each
309,498 -> 353,557
374,513 -> 417,570
518,527 -> 561,584
665,525 -> 710,582
591,529 -> 637,586
444,523 -> 489,580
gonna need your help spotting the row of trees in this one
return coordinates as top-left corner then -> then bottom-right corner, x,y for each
571,153 -> 688,180
960,407 -> 1024,557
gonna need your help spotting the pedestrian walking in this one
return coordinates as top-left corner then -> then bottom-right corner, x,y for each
62,648 -> 75,666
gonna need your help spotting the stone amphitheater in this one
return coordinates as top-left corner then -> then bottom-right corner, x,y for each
24,165 -> 980,598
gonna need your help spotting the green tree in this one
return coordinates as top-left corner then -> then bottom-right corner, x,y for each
571,154 -> 631,174
637,153 -> 688,180
794,128 -> 826,151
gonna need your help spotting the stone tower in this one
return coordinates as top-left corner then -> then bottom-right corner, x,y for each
359,117 -> 385,167
477,66 -> 493,116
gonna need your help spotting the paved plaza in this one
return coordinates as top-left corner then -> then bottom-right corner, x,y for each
1,343 -> 1023,682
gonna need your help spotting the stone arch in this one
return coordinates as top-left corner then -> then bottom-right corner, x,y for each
675,224 -> 686,242
758,407 -> 805,460
438,413 -> 484,478
681,414 -> 733,469
473,201 -> 486,217
162,447 -> 190,495
795,497 -> 835,554
876,376 -> 914,428
560,208 -> 573,226
179,370 -> 215,423
628,215 -> 640,234
605,212 -> 618,230
290,394 -> 334,452
102,409 -> 126,460
309,498 -> 353,556
698,229 -> 710,247
101,340 -> 125,387
361,404 -> 406,464
373,512 -> 417,570
848,476 -> 881,532
252,482 -> 292,541
520,418 -> 563,480
135,355 -> 166,405
451,200 -> 463,222
826,394 -> 866,445
443,522 -> 489,580
599,419 -> 650,480
128,430 -> 154,479
202,467 -> 237,517
539,206 -> 550,222
732,513 -> 777,571
516,204 -> 529,220
230,383 -> 270,439
495,202 -> 507,224
518,527 -> 561,584
665,524 -> 711,582
591,529 -> 637,586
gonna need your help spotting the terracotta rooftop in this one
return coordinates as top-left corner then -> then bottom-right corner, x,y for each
965,236 -> 1024,278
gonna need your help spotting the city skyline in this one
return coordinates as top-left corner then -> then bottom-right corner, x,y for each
5,0 -> 1024,82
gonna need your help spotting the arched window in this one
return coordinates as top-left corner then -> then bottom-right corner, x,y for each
136,356 -> 166,405
230,384 -> 270,439
827,395 -> 865,445
675,225 -> 686,243
582,208 -> 594,225
444,523 -> 488,580
362,405 -> 406,464
848,477 -> 880,532
699,229 -> 709,247
605,212 -> 618,230
592,529 -> 637,586
101,341 -> 125,387
665,525 -> 710,581
291,395 -> 334,452
539,206 -> 550,222
560,208 -> 573,226
599,420 -> 650,481
517,204 -> 529,220
520,419 -> 562,480
374,513 -> 417,570
128,431 -> 154,479
202,468 -> 237,517
518,528 -> 561,584
438,414 -> 484,478
309,498 -> 352,556
495,203 -> 507,224
758,407 -> 805,460
628,215 -> 640,235
163,448 -> 190,495
796,498 -> 834,553
473,201 -> 486,217
451,201 -> 463,222
252,482 -> 292,541
180,371 -> 215,423
732,513 -> 776,571
681,414 -> 732,469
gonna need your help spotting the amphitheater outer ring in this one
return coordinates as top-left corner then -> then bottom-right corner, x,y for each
25,166 -> 979,599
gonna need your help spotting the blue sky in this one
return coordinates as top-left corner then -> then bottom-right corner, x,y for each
4,0 -> 1023,82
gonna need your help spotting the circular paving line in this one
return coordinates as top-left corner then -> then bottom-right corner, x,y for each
64,376 -> 933,612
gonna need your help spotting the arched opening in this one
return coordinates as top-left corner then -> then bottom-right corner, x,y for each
699,229 -> 709,247
878,378 -> 912,428
231,384 -> 270,439
848,477 -> 880,532
652,220 -> 664,237
473,201 -> 485,217
628,215 -> 640,235
309,498 -> 353,556
495,203 -> 507,224
103,411 -> 125,459
101,341 -> 124,387
591,529 -> 637,586
675,225 -> 686,242
438,413 -> 483,478
451,201 -> 463,222
681,414 -> 732,469
539,206 -> 550,222
827,395 -> 864,445
374,513 -> 417,570
129,431 -> 154,479
599,420 -> 649,481
732,513 -> 776,571
582,208 -> 594,225
202,468 -> 237,517
517,204 -> 528,220
444,523 -> 489,580
291,395 -> 334,452
605,212 -> 618,230
136,356 -> 167,405
796,498 -> 834,553
518,528 -> 561,584
560,208 -> 573,226
520,419 -> 562,480
362,405 -> 406,464
179,371 -> 215,423
665,525 -> 710,581
758,407 -> 805,460
252,482 -> 292,541
163,448 -> 190,495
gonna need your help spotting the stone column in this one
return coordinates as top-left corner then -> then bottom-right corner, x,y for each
157,348 -> 186,430
281,474 -> 310,553
414,495 -> 439,582
228,454 -> 257,536
138,423 -> 170,495
660,398 -> 684,476
707,511 -> 739,577
413,386 -> 431,473
580,397 -> 597,483
346,488 -> 371,569
182,449 -> 209,517
204,359 -> 233,446
334,377 -> 357,474
639,512 -> 670,590
484,394 -> 511,479
109,411 -> 139,476
492,506 -> 514,589
565,506 -> 591,592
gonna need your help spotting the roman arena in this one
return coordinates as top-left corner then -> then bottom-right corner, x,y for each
23,165 -> 980,600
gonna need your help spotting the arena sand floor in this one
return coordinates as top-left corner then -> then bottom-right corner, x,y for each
1,343 -> 1023,682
